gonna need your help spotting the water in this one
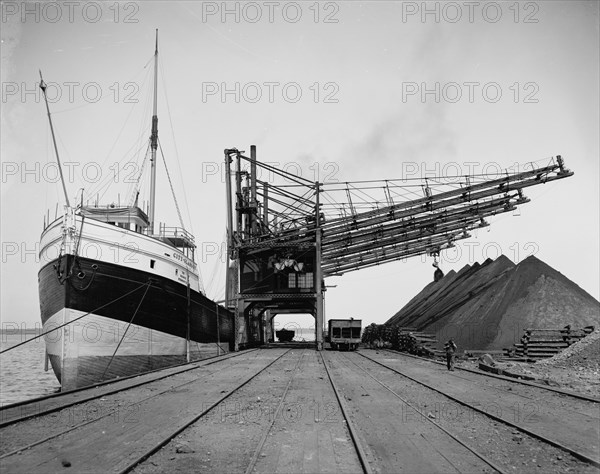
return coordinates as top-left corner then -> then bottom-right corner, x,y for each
0,333 -> 60,406
0,326 -> 315,406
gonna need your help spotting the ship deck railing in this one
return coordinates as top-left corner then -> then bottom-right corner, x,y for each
152,224 -> 196,249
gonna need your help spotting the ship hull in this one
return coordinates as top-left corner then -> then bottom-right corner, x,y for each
39,249 -> 234,390
43,309 -> 199,390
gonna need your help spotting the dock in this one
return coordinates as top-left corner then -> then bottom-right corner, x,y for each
1,347 -> 598,474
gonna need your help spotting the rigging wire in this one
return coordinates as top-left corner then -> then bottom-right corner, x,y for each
158,60 -> 194,235
205,230 -> 227,298
86,74 -> 154,203
87,138 -> 150,206
156,136 -> 205,292
126,142 -> 151,206
158,139 -> 185,229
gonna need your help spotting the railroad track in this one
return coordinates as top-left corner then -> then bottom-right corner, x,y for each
384,348 -> 600,403
319,351 -> 373,474
189,349 -> 369,474
322,351 -> 504,474
242,350 -> 307,474
1,349 -> 369,474
236,349 -> 370,474
0,349 -> 291,473
356,350 -> 600,469
0,348 -> 257,429
0,349 -> 267,461
118,349 -> 293,474
4,348 -> 595,473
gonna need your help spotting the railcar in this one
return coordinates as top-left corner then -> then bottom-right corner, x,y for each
328,319 -> 362,351
275,329 -> 295,342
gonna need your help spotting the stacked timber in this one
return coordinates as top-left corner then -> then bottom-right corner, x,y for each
392,327 -> 437,356
510,326 -> 595,360
362,323 -> 391,348
362,324 -> 437,356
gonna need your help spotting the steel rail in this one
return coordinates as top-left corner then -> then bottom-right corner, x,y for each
357,351 -> 600,468
0,349 -> 257,428
384,349 -> 600,404
243,350 -> 305,474
119,349 -> 293,474
0,350 -> 265,460
339,352 -> 507,474
319,352 -> 374,474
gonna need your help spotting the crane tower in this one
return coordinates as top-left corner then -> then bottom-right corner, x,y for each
223,147 -> 573,350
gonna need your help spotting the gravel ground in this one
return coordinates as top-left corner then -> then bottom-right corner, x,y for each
461,358 -> 600,398
356,351 -> 600,474
461,328 -> 600,398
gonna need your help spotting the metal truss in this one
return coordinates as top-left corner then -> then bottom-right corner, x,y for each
225,150 -> 572,276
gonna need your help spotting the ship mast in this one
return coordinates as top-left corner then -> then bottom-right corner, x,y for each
148,29 -> 159,235
39,70 -> 70,208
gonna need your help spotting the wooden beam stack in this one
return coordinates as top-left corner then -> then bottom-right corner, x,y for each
508,326 -> 595,360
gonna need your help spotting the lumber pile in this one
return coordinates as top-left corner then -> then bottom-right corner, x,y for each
507,326 -> 595,360
362,324 -> 437,356
392,327 -> 437,355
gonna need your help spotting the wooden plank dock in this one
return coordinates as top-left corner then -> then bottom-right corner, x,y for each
1,348 -> 598,474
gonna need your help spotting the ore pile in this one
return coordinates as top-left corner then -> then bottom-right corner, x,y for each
386,255 -> 600,351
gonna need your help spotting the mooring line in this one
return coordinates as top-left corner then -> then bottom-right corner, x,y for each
0,350 -> 264,460
0,349 -> 257,429
0,281 -> 150,355
100,280 -> 152,381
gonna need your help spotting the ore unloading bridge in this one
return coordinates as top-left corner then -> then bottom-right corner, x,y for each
222,147 -> 573,349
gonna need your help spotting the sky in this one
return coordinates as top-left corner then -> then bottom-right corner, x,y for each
1,1 -> 599,331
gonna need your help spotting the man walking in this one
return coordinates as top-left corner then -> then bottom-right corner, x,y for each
444,338 -> 457,371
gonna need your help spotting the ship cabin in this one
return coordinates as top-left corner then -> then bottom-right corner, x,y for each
79,205 -> 196,261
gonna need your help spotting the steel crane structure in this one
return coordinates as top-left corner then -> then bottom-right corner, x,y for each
223,146 -> 573,350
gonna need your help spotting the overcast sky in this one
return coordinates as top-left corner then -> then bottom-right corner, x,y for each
1,1 -> 599,330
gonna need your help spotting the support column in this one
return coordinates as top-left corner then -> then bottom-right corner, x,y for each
250,145 -> 257,237
315,181 -> 324,351
224,149 -> 237,351
235,297 -> 244,351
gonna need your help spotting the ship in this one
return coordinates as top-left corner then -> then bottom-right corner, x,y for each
38,31 -> 234,391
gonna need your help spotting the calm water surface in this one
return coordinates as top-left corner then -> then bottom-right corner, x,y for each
0,333 -> 60,406
0,326 -> 315,406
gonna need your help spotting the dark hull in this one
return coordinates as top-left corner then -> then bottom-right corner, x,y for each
39,254 -> 234,388
40,254 -> 234,343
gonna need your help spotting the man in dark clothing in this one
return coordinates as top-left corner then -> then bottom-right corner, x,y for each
444,339 -> 457,371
